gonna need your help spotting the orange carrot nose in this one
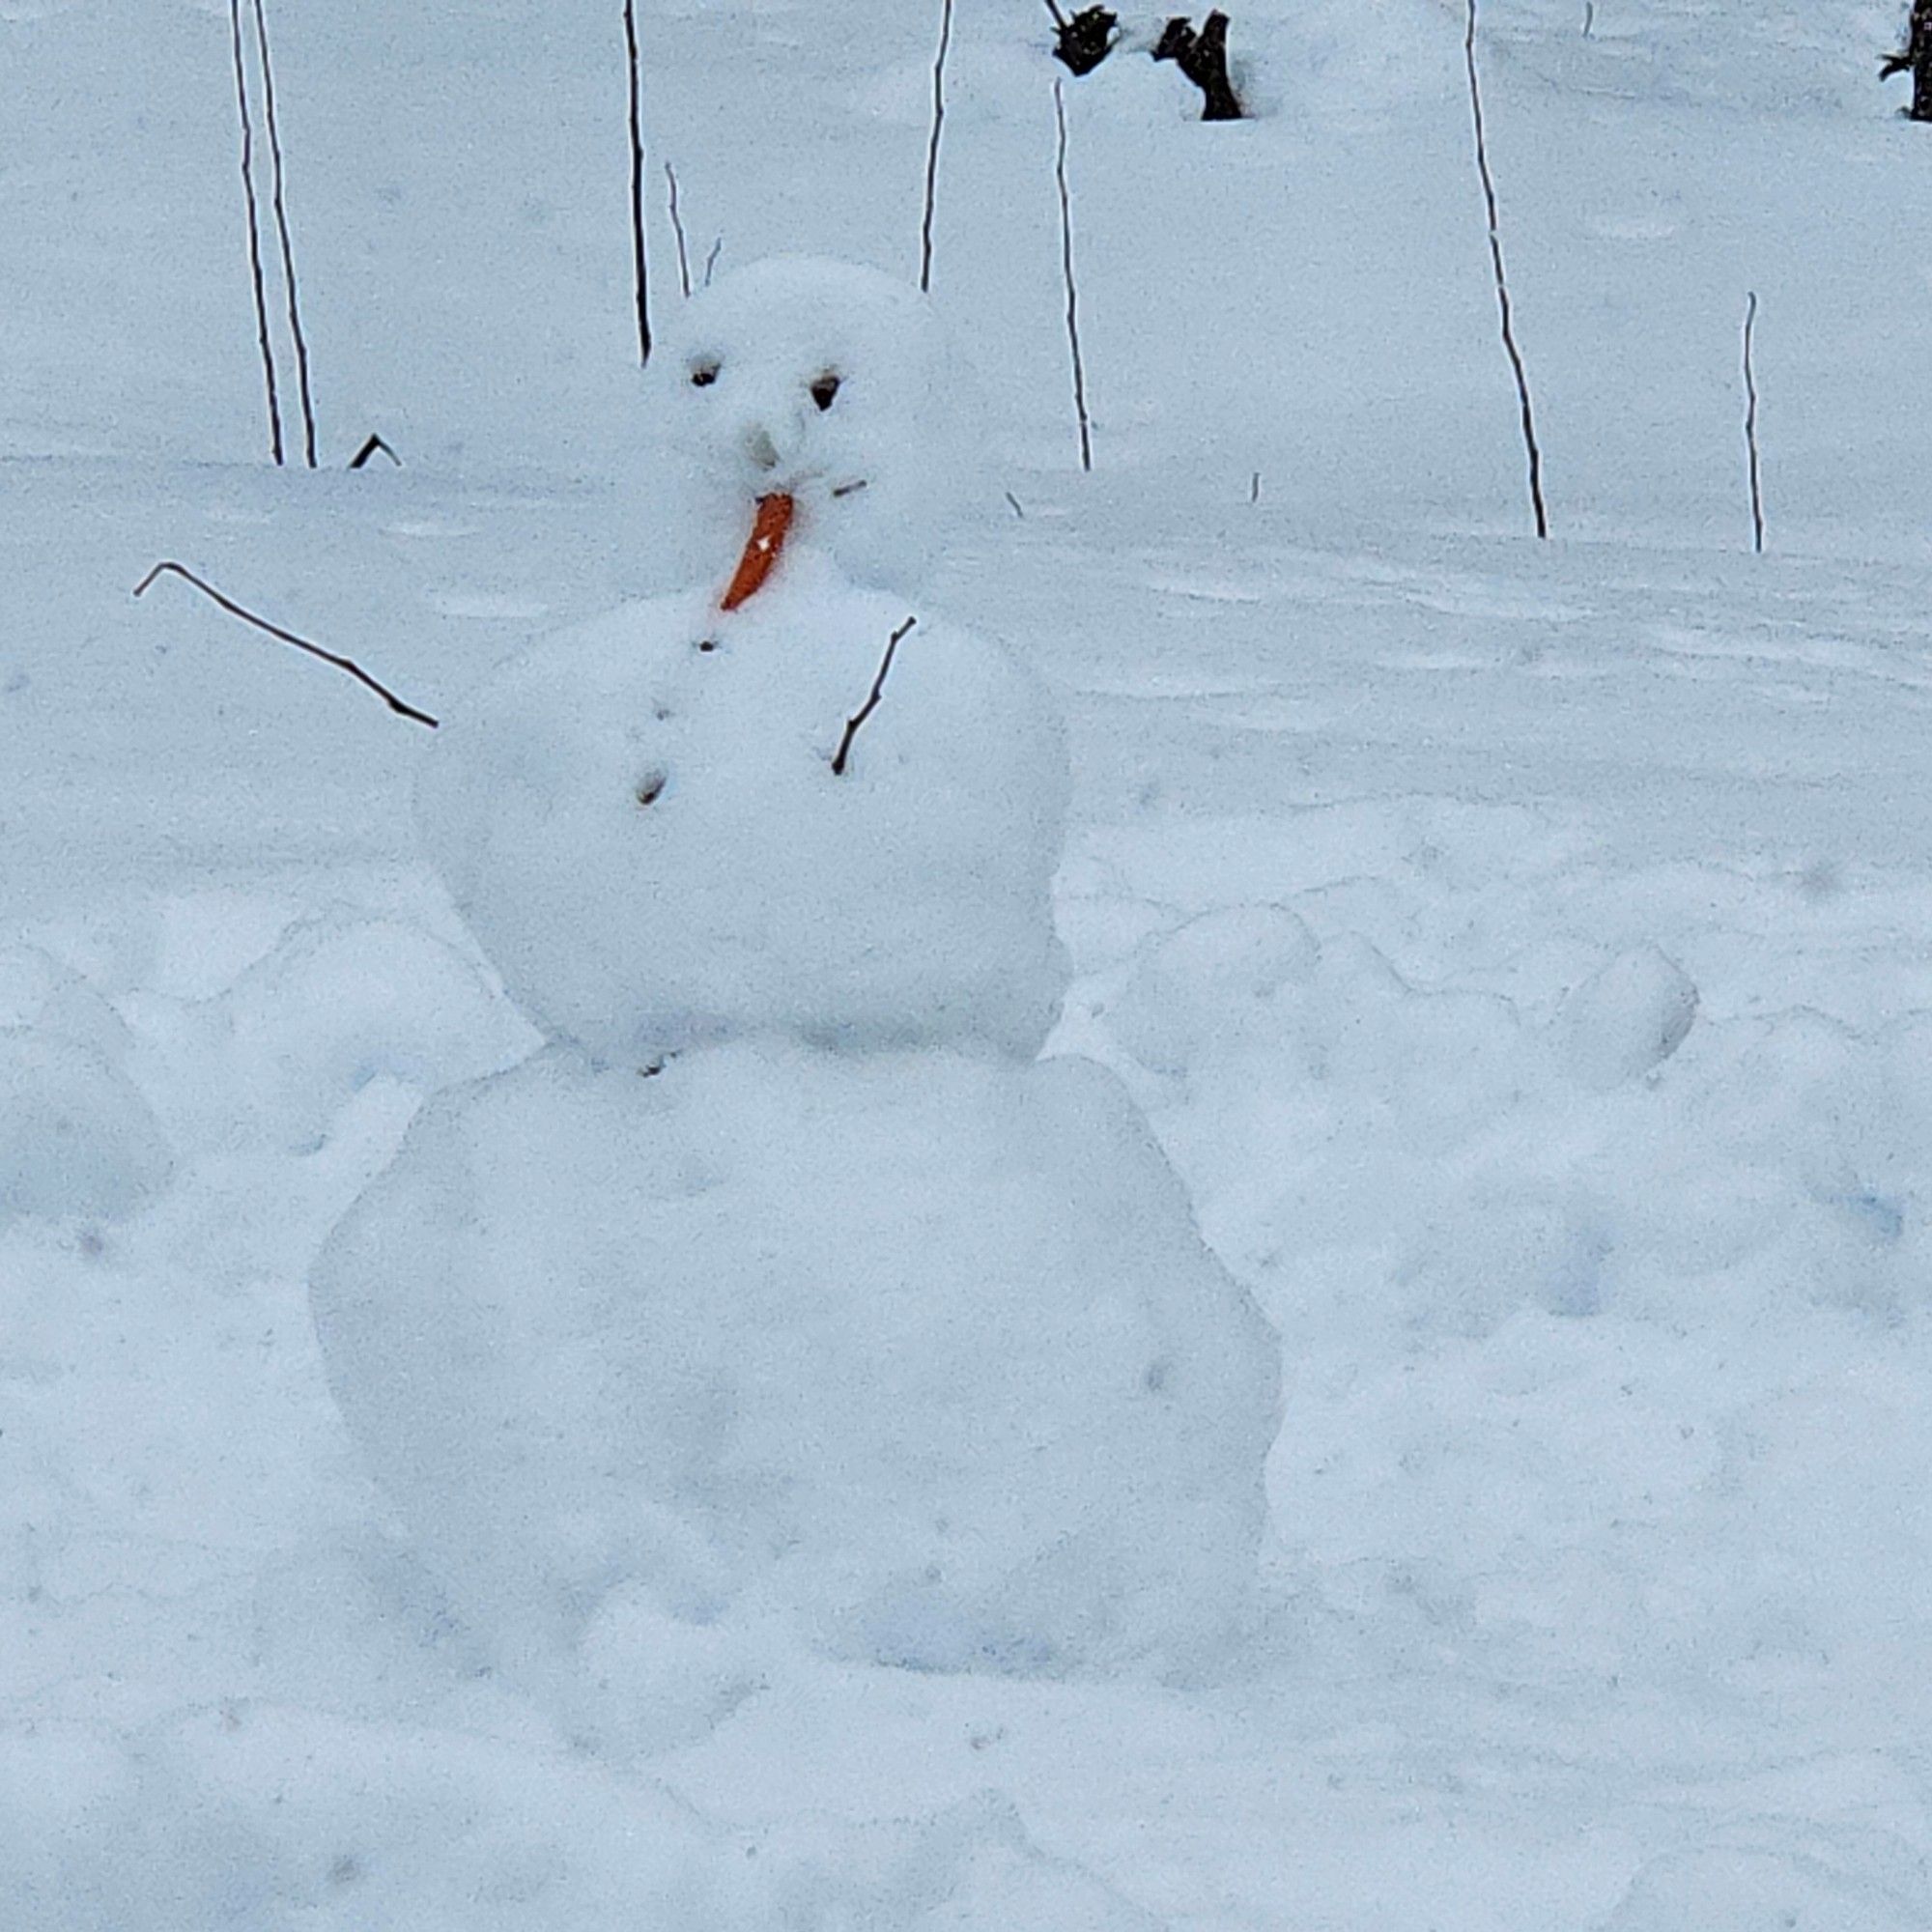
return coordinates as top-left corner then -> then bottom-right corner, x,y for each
720,493 -> 795,611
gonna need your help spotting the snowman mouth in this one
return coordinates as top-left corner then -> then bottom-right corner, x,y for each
720,492 -> 795,611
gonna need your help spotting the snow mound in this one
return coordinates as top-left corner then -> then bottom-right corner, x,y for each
0,944 -> 131,1064
1095,896 -> 1932,1690
194,915 -> 532,1150
0,1710 -> 1161,1931
310,1039 -> 1279,1710
1600,1846 -> 1923,1931
417,551 -> 1068,1065
642,257 -> 982,600
1107,903 -> 1320,1078
0,1029 -> 173,1226
1554,944 -> 1698,1092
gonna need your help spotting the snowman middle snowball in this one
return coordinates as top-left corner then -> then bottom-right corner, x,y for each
417,258 -> 1068,1066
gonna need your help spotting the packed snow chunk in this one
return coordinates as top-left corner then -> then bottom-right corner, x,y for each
1600,1846 -> 1924,1932
0,1711 -> 1162,1932
761,1791 -> 1164,1932
642,257 -> 982,600
311,1039 -> 1279,1703
418,551 -> 1069,1065
1108,903 -> 1320,1079
0,1029 -> 173,1226
201,915 -> 532,1149
0,943 -> 132,1065
1555,944 -> 1699,1092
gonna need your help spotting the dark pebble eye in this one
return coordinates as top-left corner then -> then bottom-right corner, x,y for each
810,373 -> 841,412
691,361 -> 720,388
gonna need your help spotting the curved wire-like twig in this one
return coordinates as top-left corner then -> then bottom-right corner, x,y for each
348,432 -> 401,469
666,160 -> 692,299
919,0 -> 953,293
832,617 -> 919,776
623,0 -> 652,362
1053,80 -> 1093,473
1464,0 -> 1548,538
251,0 -> 318,467
228,0 -> 284,465
133,562 -> 439,729
1743,292 -> 1765,555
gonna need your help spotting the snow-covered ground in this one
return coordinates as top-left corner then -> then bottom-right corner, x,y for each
8,0 -> 1932,1925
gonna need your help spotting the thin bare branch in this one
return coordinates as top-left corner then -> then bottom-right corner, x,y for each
133,562 -> 439,729
1464,0 -> 1548,538
920,0 -> 954,294
703,238 -> 723,288
666,161 -> 693,299
348,433 -> 401,469
1053,80 -> 1094,473
1743,292 -> 1765,555
832,616 -> 919,776
251,0 -> 318,467
228,0 -> 284,465
623,0 -> 652,362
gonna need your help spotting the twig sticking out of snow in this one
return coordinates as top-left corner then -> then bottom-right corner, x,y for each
133,562 -> 440,729
1151,14 -> 1245,121
1249,470 -> 1261,504
666,161 -> 692,300
832,617 -> 919,776
251,0 -> 318,467
704,238 -> 724,288
1006,491 -> 1026,518
1881,2 -> 1932,121
622,0 -> 652,363
348,433 -> 400,469
1743,292 -> 1765,555
227,0 -> 285,465
920,0 -> 955,294
1463,0 -> 1548,539
1053,81 -> 1094,474
1049,5 -> 1121,77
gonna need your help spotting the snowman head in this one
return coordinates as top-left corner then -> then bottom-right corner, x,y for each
653,257 -> 979,600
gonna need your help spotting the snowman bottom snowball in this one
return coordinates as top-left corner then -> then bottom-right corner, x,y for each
309,1038 -> 1284,1690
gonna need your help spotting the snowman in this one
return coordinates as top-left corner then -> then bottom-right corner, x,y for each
311,259 -> 1281,1747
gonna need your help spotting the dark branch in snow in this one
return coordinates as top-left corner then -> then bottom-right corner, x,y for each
228,0 -> 285,465
348,433 -> 400,469
1743,292 -> 1765,555
704,238 -> 724,287
133,561 -> 439,729
1051,7 -> 1120,77
1053,80 -> 1094,473
251,0 -> 318,467
666,160 -> 692,299
832,616 -> 919,776
1881,0 -> 1932,120
1463,0 -> 1548,539
920,0 -> 954,293
623,0 -> 652,362
1151,13 -> 1244,121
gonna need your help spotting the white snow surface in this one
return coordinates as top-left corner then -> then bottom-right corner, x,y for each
11,0 -> 1932,1926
